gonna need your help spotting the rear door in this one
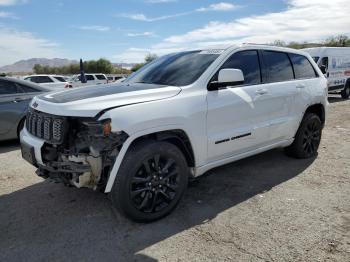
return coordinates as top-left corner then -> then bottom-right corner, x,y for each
0,80 -> 28,136
259,50 -> 298,142
288,53 -> 320,136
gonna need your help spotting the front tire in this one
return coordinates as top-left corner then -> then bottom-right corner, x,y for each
110,140 -> 189,222
285,113 -> 322,159
341,83 -> 350,99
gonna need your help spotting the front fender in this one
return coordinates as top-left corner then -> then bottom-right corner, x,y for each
104,124 -> 189,192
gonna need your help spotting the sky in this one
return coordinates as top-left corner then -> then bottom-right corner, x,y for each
0,0 -> 349,66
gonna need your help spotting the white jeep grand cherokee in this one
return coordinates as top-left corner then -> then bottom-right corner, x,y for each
20,45 -> 328,222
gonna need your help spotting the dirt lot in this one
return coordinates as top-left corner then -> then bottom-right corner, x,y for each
0,96 -> 349,262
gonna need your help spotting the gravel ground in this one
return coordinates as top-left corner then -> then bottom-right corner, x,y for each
0,96 -> 349,262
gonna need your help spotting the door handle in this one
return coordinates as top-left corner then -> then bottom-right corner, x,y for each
255,89 -> 268,95
296,84 -> 305,89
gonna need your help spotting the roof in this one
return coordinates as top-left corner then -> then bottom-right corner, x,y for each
190,44 -> 310,56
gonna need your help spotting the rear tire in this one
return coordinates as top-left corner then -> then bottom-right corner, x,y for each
110,140 -> 189,222
285,113 -> 322,159
341,83 -> 350,99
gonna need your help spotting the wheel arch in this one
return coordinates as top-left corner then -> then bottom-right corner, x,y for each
105,128 -> 195,193
304,103 -> 325,127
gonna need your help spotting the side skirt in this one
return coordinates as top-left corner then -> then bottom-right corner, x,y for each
194,139 -> 294,177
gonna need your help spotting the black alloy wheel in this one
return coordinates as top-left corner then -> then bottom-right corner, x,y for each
301,119 -> 321,157
110,140 -> 188,222
130,154 -> 180,213
285,113 -> 322,159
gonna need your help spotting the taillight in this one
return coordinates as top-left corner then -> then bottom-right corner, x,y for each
64,84 -> 69,88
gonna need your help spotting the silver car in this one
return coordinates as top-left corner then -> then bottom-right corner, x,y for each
0,77 -> 49,141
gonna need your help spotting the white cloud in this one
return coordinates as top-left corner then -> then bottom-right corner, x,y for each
165,0 -> 350,45
0,0 -> 27,6
115,0 -> 350,62
0,11 -> 18,18
119,12 -> 191,22
197,2 -> 237,12
127,31 -> 156,37
0,25 -> 61,66
119,2 -> 237,22
75,25 -> 110,32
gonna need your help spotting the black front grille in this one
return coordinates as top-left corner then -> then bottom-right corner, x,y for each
26,109 -> 67,144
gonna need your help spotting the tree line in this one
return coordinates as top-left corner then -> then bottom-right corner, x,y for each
272,35 -> 350,49
33,58 -> 131,75
130,54 -> 158,72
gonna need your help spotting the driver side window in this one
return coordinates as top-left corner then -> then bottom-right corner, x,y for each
212,50 -> 261,86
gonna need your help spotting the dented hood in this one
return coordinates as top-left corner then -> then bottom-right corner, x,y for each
31,83 -> 181,117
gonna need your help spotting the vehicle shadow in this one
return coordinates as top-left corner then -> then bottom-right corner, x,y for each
0,139 -> 20,154
0,148 -> 315,262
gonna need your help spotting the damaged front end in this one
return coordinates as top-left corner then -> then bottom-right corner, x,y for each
30,112 -> 128,191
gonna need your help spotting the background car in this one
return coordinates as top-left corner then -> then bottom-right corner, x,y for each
0,77 -> 50,141
23,75 -> 72,90
107,75 -> 127,83
70,73 -> 108,87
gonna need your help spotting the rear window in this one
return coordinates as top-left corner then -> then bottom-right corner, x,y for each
86,75 -> 94,81
54,76 -> 66,82
289,54 -> 318,79
96,74 -> 106,80
262,51 -> 294,83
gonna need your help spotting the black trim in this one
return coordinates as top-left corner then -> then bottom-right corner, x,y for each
287,53 -> 296,79
208,80 -> 244,91
215,138 -> 230,144
215,132 -> 252,145
94,101 -> 148,119
231,132 -> 251,140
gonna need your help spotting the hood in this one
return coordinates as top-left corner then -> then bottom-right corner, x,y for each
31,83 -> 181,117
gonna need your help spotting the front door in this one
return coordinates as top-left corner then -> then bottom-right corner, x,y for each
206,50 -> 273,162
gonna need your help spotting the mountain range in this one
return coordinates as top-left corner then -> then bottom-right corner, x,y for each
0,59 -> 137,73
0,58 -> 78,73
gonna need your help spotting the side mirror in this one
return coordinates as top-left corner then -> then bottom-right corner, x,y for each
208,69 -> 244,91
320,65 -> 327,74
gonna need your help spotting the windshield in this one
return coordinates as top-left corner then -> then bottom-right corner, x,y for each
126,51 -> 220,87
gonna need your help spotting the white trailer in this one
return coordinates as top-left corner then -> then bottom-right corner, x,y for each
303,47 -> 350,98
